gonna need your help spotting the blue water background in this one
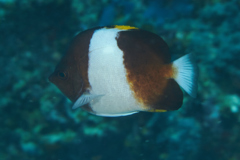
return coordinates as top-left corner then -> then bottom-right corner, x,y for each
0,0 -> 240,160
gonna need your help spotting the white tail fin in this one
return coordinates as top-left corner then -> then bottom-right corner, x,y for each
172,54 -> 198,98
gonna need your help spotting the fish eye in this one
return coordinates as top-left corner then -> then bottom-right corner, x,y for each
58,71 -> 68,80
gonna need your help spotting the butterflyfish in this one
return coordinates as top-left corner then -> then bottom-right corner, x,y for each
48,25 -> 198,117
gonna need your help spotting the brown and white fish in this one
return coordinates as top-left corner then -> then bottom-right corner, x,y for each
48,25 -> 198,117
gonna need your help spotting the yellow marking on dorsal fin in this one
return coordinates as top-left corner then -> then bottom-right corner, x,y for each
149,109 -> 167,112
113,25 -> 138,30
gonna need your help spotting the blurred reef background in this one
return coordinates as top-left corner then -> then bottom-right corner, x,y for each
1,0 -> 240,160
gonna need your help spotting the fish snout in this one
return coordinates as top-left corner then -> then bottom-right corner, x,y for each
48,73 -> 55,83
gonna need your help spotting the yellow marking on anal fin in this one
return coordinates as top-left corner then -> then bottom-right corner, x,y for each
113,25 -> 138,30
149,109 -> 167,112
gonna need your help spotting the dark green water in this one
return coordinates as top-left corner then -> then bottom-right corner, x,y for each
0,0 -> 239,160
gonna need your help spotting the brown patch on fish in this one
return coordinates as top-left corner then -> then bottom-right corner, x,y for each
117,29 -> 183,110
82,104 -> 95,114
150,79 -> 183,110
49,27 -> 101,102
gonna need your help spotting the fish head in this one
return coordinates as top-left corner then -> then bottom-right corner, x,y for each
49,54 -> 84,102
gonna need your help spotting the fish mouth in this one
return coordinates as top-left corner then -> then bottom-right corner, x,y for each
48,73 -> 54,83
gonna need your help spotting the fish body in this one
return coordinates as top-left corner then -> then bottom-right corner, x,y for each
49,25 -> 198,117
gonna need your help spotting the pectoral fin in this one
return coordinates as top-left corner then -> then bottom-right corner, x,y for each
72,93 -> 104,109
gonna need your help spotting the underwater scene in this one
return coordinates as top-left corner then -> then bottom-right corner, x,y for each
1,0 -> 240,160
